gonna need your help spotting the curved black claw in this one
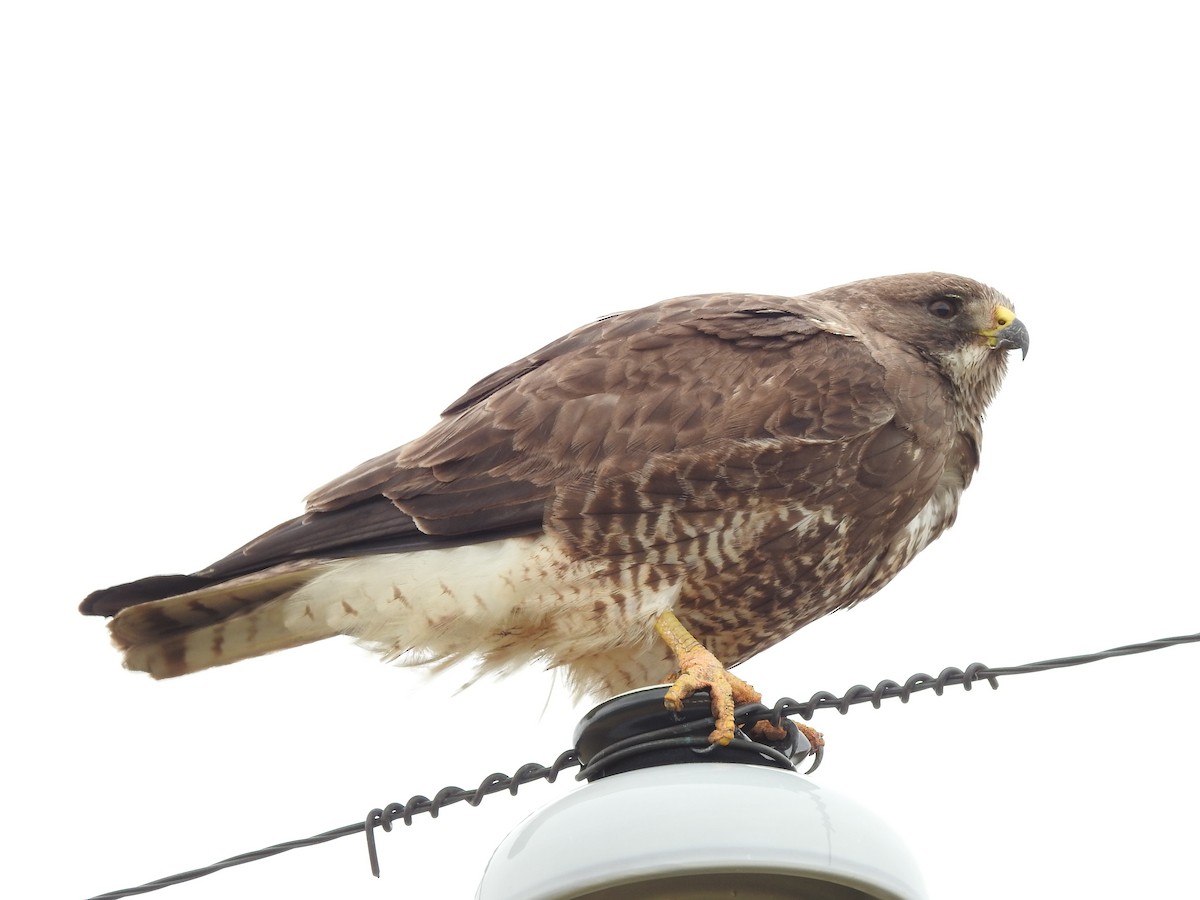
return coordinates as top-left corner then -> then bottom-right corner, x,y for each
803,742 -> 824,775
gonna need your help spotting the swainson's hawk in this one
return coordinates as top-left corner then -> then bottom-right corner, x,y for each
81,273 -> 1028,744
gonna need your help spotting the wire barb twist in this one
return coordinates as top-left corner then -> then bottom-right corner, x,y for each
361,749 -> 581,877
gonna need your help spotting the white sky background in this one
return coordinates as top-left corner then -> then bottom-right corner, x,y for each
3,3 -> 1197,897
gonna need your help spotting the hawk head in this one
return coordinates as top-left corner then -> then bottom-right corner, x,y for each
829,272 -> 1029,423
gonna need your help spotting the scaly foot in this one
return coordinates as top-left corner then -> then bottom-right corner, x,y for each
655,609 -> 763,745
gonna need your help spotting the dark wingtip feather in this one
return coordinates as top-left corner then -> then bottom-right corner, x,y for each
79,574 -> 216,617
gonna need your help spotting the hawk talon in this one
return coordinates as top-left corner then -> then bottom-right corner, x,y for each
747,719 -> 790,743
743,717 -> 825,773
795,721 -> 824,751
804,743 -> 824,775
794,721 -> 826,773
655,609 -> 766,746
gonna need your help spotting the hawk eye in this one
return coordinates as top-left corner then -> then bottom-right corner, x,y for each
926,297 -> 961,319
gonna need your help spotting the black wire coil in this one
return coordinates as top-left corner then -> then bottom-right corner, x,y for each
773,662 -> 1000,720
361,749 -> 582,877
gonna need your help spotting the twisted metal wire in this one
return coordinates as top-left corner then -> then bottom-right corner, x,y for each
755,631 -> 1200,723
361,749 -> 582,877
88,749 -> 582,900
87,629 -> 1200,900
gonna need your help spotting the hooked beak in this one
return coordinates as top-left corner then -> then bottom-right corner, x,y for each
980,305 -> 1030,360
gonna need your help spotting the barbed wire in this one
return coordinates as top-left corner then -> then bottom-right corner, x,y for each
87,629 -> 1200,900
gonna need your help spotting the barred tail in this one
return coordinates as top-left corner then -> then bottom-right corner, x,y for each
105,562 -> 341,678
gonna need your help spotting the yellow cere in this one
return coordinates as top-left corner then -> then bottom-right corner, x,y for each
980,305 -> 1017,341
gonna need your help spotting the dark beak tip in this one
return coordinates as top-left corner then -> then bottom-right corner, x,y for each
995,319 -> 1030,360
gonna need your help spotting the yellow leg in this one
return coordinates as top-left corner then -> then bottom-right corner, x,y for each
654,610 -> 826,756
654,610 -> 764,745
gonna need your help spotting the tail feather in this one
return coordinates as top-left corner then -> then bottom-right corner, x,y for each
80,574 -> 216,617
108,561 -> 341,679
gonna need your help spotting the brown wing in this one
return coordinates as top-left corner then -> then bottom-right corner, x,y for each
241,293 -> 908,558
84,291 -> 919,614
272,290 -> 910,547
